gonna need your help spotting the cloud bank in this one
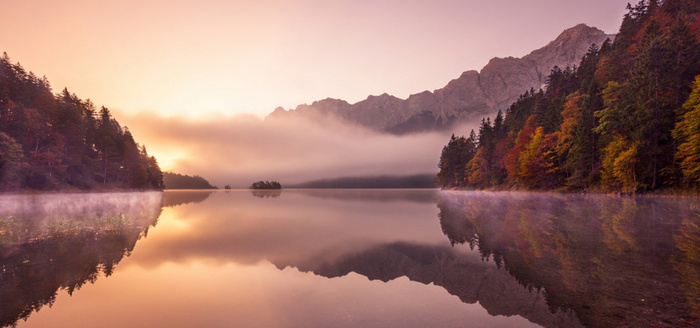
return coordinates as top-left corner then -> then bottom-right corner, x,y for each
120,111 -> 476,188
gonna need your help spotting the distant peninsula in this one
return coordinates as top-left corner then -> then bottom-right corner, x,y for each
163,172 -> 217,189
0,53 -> 163,192
289,174 -> 436,189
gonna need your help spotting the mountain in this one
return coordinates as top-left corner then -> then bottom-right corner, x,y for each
268,24 -> 613,134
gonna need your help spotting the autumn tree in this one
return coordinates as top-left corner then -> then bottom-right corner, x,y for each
436,0 -> 700,193
673,75 -> 700,185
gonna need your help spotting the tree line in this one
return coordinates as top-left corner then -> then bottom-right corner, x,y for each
437,0 -> 700,193
0,53 -> 163,191
162,171 -> 217,189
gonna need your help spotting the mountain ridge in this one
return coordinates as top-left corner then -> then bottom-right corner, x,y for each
268,24 -> 614,134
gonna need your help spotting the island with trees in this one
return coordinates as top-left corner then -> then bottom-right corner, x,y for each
250,180 -> 282,189
0,53 -> 163,191
437,0 -> 700,194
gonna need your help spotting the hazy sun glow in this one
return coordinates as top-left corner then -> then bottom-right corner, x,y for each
149,148 -> 188,172
1,0 -> 632,183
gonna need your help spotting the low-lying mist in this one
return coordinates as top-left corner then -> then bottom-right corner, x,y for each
120,111 -> 478,188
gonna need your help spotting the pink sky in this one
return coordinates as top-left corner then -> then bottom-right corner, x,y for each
2,0 -> 630,118
1,0 -> 632,180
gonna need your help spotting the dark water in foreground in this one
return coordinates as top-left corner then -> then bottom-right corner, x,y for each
0,190 -> 698,327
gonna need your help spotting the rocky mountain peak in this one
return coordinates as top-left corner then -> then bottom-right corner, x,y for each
268,24 -> 614,134
544,24 -> 606,47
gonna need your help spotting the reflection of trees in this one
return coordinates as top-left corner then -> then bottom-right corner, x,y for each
437,192 -> 699,328
297,189 -> 438,203
250,190 -> 282,198
672,217 -> 700,318
599,197 -> 638,254
162,190 -> 214,207
0,193 -> 162,327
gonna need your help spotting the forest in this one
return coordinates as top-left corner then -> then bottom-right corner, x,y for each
437,0 -> 700,193
163,172 -> 217,189
0,54 -> 163,191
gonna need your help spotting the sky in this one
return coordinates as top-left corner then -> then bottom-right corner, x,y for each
3,0 -> 630,118
1,0 -> 633,185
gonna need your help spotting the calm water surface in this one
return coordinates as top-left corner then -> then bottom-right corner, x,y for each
0,190 -> 698,327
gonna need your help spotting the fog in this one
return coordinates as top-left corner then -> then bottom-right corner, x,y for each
0,192 -> 163,237
125,190 -> 463,269
120,111 -> 478,188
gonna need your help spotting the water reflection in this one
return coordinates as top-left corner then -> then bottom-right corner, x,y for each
250,189 -> 282,198
130,190 -> 578,327
128,190 -> 448,268
0,192 -> 163,327
2,190 -> 698,328
291,241 -> 582,327
294,188 -> 438,203
437,191 -> 700,328
162,190 -> 213,207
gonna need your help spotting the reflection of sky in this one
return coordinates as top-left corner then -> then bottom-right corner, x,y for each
16,190 -> 537,328
21,262 -> 535,328
11,190 -> 698,327
124,190 -> 474,268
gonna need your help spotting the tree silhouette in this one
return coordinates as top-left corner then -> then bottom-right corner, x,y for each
0,54 -> 162,191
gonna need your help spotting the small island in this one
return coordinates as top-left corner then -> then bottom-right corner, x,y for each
250,180 -> 281,189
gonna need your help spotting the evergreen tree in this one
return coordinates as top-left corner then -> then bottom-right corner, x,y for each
0,54 -> 162,191
436,133 -> 477,188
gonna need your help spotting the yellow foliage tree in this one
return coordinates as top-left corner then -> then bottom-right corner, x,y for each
601,137 -> 640,193
466,147 -> 490,188
518,126 -> 545,187
673,75 -> 700,184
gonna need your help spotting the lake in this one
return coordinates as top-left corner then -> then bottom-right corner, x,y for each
0,190 -> 698,327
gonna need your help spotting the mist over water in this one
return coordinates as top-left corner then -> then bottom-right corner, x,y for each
120,111 -> 479,187
0,192 -> 164,327
0,192 -> 163,233
2,190 -> 699,327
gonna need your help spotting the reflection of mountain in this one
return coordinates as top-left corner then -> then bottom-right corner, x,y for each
0,193 -> 163,327
278,242 -> 582,328
162,190 -> 214,207
271,192 -> 700,328
436,192 -> 700,328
